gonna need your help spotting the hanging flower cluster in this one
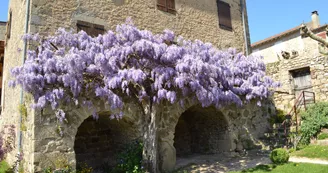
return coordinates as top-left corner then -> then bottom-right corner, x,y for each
9,19 -> 278,120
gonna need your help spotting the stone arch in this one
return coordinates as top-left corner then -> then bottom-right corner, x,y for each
174,106 -> 232,156
157,101 -> 233,172
74,113 -> 141,171
33,102 -> 142,171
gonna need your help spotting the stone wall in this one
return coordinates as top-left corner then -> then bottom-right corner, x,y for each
157,99 -> 274,172
1,0 -> 252,172
28,0 -> 248,51
0,0 -> 36,171
0,22 -> 6,41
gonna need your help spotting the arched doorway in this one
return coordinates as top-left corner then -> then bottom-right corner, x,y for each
74,114 -> 140,171
174,106 -> 231,157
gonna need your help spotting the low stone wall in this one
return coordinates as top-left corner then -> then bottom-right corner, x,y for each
24,98 -> 274,172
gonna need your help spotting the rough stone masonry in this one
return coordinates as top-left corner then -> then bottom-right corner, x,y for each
0,0 -> 275,172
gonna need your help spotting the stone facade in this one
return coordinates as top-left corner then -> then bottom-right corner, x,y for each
0,0 -> 261,172
0,22 -> 6,41
252,12 -> 328,113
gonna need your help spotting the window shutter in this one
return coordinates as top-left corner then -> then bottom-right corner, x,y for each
157,0 -> 167,12
167,0 -> 176,14
77,21 -> 105,37
217,1 -> 232,30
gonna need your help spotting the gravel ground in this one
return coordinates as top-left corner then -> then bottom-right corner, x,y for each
174,150 -> 271,173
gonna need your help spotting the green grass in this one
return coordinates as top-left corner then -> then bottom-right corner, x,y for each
318,133 -> 328,140
291,145 -> 328,160
229,163 -> 328,173
0,160 -> 12,173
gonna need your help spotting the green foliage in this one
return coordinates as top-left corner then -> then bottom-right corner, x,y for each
111,140 -> 145,173
76,163 -> 93,173
229,163 -> 328,173
288,148 -> 296,153
268,109 -> 286,125
18,104 -> 28,131
291,145 -> 328,160
300,102 -> 328,144
0,160 -> 13,173
270,148 -> 289,164
317,132 -> 328,140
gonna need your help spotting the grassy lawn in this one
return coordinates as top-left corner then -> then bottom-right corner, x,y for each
0,160 -> 11,173
229,163 -> 328,173
291,145 -> 328,160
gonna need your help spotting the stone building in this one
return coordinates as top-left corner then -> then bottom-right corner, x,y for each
0,22 -> 6,103
0,0 -> 275,172
252,11 -> 328,113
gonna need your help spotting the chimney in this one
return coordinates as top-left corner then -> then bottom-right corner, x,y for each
311,11 -> 320,29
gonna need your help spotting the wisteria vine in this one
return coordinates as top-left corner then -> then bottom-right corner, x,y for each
9,19 -> 278,121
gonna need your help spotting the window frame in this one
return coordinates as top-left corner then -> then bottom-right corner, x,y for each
76,20 -> 105,37
217,0 -> 232,31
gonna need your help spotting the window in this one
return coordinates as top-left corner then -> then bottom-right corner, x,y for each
217,1 -> 232,30
289,67 -> 312,97
6,11 -> 12,40
76,21 -> 105,37
157,0 -> 176,14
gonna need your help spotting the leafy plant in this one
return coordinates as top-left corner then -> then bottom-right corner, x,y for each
268,108 -> 286,125
76,163 -> 92,173
111,140 -> 144,173
300,102 -> 328,144
317,133 -> 328,140
270,148 -> 289,164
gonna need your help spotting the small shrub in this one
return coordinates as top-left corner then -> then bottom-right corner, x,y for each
300,102 -> 328,144
270,148 -> 289,164
111,140 -> 144,173
318,133 -> 328,140
268,108 -> 286,125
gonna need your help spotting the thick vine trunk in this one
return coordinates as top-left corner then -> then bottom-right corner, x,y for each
142,106 -> 159,173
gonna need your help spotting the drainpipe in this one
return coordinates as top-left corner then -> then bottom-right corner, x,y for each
240,0 -> 249,55
16,0 -> 30,171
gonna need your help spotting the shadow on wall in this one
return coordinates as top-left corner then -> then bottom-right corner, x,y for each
74,114 -> 140,171
174,106 -> 231,157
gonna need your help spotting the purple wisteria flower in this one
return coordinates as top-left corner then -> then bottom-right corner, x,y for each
9,19 -> 279,120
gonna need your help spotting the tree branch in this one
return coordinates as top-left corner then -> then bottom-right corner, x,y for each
300,24 -> 328,47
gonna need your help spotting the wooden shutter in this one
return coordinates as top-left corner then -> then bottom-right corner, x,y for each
217,1 -> 232,30
167,0 -> 176,14
157,0 -> 176,14
77,21 -> 105,37
157,0 -> 167,12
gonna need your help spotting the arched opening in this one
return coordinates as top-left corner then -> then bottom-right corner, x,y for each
74,114 -> 140,171
174,106 -> 231,158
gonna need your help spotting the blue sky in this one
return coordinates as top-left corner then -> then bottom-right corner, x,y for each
248,0 -> 328,43
1,0 -> 328,44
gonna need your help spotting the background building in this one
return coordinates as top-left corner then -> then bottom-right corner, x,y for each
252,11 -> 328,113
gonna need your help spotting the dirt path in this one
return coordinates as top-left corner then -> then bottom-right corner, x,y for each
174,150 -> 271,173
289,156 -> 328,165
